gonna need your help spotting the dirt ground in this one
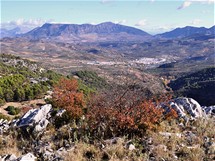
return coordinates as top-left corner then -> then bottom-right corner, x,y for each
0,99 -> 46,117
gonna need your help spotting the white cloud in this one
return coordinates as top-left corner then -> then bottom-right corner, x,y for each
114,19 -> 127,24
1,18 -> 52,28
135,19 -> 147,27
190,19 -> 202,25
101,0 -> 115,4
178,0 -> 215,10
178,1 -> 192,9
0,18 -> 53,32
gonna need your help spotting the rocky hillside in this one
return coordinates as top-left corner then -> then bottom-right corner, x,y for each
0,58 -> 214,160
0,54 -> 62,104
0,96 -> 214,160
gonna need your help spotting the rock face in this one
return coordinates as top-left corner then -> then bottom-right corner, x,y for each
15,104 -> 52,132
162,97 -> 208,120
170,97 -> 205,118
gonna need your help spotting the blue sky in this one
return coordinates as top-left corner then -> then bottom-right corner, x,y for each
0,0 -> 214,34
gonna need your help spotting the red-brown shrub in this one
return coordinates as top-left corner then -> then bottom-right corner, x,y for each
52,78 -> 85,119
86,89 -> 177,138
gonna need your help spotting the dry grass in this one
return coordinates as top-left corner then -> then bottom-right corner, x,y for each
63,142 -> 101,161
0,135 -> 21,157
63,138 -> 145,161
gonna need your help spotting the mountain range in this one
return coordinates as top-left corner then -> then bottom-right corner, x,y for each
157,26 -> 215,39
0,22 -> 214,42
19,22 -> 151,42
0,27 -> 21,38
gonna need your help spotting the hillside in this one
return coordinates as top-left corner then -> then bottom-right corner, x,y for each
168,67 -> 215,106
0,55 -> 214,161
0,54 -> 62,104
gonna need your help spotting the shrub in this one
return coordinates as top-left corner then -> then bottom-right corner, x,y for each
5,106 -> 21,115
52,78 -> 85,120
86,89 -> 177,139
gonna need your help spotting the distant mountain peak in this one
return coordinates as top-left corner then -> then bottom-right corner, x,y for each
156,26 -> 214,39
20,22 -> 151,42
0,27 -> 21,38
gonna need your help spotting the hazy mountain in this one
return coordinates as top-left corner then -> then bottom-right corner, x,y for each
20,22 -> 151,42
156,26 -> 215,39
208,25 -> 215,33
0,27 -> 21,38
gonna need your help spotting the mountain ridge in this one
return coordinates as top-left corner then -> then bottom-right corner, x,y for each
1,23 -> 214,42
19,22 -> 151,42
157,25 -> 215,39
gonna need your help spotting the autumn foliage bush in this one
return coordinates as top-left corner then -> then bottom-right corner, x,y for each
52,79 -> 177,138
86,88 -> 177,138
52,78 -> 85,120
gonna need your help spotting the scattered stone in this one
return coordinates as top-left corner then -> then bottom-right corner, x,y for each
1,154 -> 17,161
159,132 -> 182,138
202,106 -> 215,116
18,153 -> 36,161
56,109 -> 66,117
0,119 -> 10,134
128,144 -> 135,151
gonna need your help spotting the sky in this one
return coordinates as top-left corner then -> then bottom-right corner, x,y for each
0,0 -> 214,34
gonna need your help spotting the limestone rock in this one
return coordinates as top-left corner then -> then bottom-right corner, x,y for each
170,97 -> 205,118
128,144 -> 135,151
18,153 -> 36,161
15,104 -> 52,132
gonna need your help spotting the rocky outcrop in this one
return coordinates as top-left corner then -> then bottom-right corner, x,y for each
170,97 -> 205,118
162,97 -> 214,120
15,104 -> 52,132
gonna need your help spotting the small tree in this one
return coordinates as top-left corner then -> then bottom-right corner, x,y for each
52,78 -> 85,120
